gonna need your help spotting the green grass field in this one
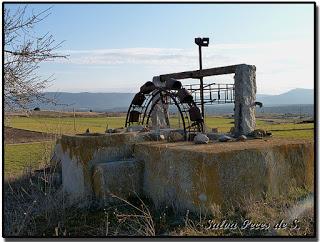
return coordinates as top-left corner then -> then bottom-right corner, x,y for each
4,115 -> 314,176
4,141 -> 54,177
7,115 -> 314,139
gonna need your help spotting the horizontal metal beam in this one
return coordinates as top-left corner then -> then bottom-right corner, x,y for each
160,64 -> 245,81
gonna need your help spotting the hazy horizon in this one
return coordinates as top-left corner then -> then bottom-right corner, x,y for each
43,87 -> 314,95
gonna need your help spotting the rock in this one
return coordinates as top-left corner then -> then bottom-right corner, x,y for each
126,125 -> 145,132
248,129 -> 271,138
167,131 -> 185,142
218,135 -> 233,142
207,133 -> 224,141
236,135 -> 247,142
194,133 -> 209,144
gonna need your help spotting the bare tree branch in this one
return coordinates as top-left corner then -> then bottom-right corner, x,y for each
4,5 -> 68,111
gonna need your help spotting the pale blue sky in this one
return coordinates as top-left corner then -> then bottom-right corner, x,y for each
5,3 -> 314,94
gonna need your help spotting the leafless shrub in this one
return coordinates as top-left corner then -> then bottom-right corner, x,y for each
110,193 -> 156,236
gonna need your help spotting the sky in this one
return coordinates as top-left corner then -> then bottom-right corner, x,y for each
4,3 -> 315,94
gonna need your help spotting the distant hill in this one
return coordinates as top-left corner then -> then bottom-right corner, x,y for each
257,88 -> 314,105
35,92 -> 135,111
32,88 -> 313,112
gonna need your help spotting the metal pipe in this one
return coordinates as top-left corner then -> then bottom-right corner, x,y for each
199,45 -> 205,120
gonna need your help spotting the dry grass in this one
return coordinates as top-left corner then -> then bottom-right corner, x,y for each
4,165 -> 314,237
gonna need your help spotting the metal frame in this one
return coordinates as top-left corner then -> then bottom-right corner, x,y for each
184,82 -> 235,105
125,87 -> 203,140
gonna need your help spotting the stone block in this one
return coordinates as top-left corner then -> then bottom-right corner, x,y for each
92,160 -> 144,203
53,133 -> 147,200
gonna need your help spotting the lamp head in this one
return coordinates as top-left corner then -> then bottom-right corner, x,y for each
195,37 -> 209,47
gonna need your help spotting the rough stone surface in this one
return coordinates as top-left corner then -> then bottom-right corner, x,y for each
193,133 -> 209,144
92,159 -> 144,203
234,64 -> 257,135
134,139 -> 314,213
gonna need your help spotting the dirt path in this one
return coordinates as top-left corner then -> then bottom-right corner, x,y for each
4,127 -> 57,144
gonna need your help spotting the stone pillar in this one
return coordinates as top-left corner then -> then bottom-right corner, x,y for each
234,64 -> 256,136
150,76 -> 169,129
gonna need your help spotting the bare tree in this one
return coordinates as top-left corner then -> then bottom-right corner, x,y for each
4,5 -> 67,110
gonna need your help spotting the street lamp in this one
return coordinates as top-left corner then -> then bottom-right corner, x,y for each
195,37 -> 209,120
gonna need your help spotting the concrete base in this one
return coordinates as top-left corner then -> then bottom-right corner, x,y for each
135,139 -> 314,213
52,133 -> 314,213
51,132 -> 147,201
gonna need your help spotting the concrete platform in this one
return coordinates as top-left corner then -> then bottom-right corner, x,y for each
51,133 -> 314,213
135,139 -> 314,213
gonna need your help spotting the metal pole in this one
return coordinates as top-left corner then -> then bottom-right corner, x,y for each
73,107 -> 76,133
199,45 -> 205,120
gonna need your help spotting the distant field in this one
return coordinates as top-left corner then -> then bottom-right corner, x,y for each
6,115 -> 314,139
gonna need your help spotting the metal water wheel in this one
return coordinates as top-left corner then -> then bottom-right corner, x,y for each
125,81 -> 204,140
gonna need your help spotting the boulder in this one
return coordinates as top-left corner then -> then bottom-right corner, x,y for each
207,133 -> 226,141
248,129 -> 272,138
218,135 -> 233,142
194,133 -> 209,144
167,131 -> 185,142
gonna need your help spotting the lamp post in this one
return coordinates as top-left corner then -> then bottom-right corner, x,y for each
195,37 -> 209,120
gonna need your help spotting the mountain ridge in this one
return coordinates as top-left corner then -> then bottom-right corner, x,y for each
34,88 -> 313,111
